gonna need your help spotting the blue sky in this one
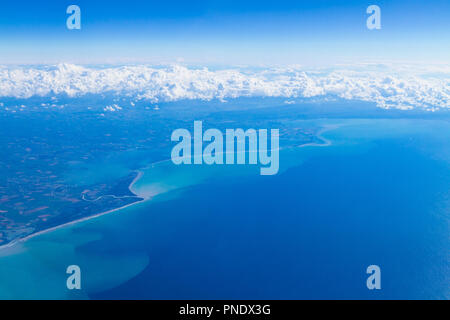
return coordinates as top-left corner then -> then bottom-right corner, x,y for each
0,0 -> 449,65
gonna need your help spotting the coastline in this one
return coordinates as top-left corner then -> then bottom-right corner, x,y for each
0,125 -> 338,253
0,170 -> 148,252
296,124 -> 338,148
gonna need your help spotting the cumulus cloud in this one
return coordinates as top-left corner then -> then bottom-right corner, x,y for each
103,104 -> 122,112
0,63 -> 448,110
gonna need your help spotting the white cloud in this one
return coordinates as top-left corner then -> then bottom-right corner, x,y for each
103,104 -> 122,112
0,63 -> 448,110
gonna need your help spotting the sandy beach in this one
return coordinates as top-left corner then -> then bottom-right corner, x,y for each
0,170 -> 148,251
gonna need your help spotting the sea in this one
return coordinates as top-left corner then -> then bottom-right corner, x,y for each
0,118 -> 448,299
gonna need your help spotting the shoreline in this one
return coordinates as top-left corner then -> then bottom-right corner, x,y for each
0,170 -> 148,251
0,125 -> 338,252
296,124 -> 338,148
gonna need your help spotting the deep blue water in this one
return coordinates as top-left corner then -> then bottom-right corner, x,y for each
0,119 -> 448,299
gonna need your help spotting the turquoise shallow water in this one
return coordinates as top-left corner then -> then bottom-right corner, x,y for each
0,119 -> 449,299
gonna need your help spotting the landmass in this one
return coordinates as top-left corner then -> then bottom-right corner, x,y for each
2,96 -> 426,246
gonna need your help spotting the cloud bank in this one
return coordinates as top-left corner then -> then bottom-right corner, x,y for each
0,63 -> 448,110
